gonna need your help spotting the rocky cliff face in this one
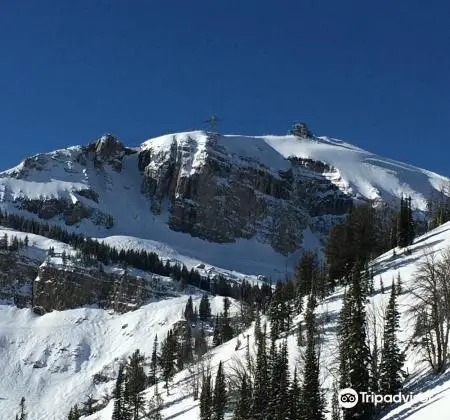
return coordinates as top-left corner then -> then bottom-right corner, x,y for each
0,251 -> 37,307
0,249 -> 178,313
33,264 -> 160,313
138,133 -> 352,254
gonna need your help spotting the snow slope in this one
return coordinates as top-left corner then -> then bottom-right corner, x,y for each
87,222 -> 450,420
0,294 -> 238,420
222,134 -> 448,210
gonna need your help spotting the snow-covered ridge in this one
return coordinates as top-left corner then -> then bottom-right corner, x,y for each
139,130 -> 449,210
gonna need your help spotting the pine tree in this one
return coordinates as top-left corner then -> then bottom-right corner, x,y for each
68,404 -> 81,420
160,331 -> 177,390
200,374 -> 213,420
213,315 -> 222,347
289,368 -> 302,420
396,273 -> 402,295
184,296 -> 195,322
379,280 -> 404,396
195,328 -> 208,357
199,294 -> 212,322
294,251 -> 318,302
149,335 -> 158,386
221,297 -> 234,342
17,397 -> 27,420
113,363 -> 127,420
233,373 -> 252,420
301,297 -> 325,420
251,324 -> 269,420
212,361 -> 227,420
397,196 -> 414,248
339,268 -> 373,420
126,350 -> 147,419
268,341 -> 290,420
180,325 -> 193,365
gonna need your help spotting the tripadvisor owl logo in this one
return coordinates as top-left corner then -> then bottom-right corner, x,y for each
338,388 -> 430,408
338,388 -> 359,408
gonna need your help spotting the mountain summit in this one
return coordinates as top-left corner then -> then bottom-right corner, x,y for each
0,130 -> 448,276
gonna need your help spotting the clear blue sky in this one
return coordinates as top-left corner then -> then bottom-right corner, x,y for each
1,1 -> 450,174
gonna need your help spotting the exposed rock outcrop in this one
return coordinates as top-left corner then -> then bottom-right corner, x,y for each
85,134 -> 136,172
0,251 -> 38,307
18,197 -> 113,228
139,133 -> 352,254
33,264 -> 177,312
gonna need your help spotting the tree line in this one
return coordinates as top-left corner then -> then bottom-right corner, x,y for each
0,209 -> 274,308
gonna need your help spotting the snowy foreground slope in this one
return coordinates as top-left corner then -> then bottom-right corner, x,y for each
2,222 -> 450,419
0,295 -> 237,420
1,131 -> 449,278
83,222 -> 450,420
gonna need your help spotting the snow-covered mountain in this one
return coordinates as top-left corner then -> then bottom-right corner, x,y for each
3,129 -> 450,419
0,130 -> 448,278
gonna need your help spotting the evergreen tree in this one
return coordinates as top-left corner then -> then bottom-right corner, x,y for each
160,331 -> 177,389
221,297 -> 234,342
68,405 -> 81,420
199,294 -> 212,322
397,196 -> 414,248
268,340 -> 290,420
18,397 -> 27,420
126,350 -> 147,419
149,335 -> 158,386
301,297 -> 325,420
212,361 -> 227,420
180,325 -> 193,365
200,374 -> 213,420
0,233 -> 7,250
407,196 -> 415,245
268,282 -> 291,338
289,368 -> 302,420
233,373 -> 252,420
339,268 -> 373,420
213,315 -> 222,347
396,273 -> 402,295
184,296 -> 195,322
195,328 -> 208,357
379,280 -> 404,396
251,324 -> 269,420
112,363 -> 128,420
294,251 -> 318,306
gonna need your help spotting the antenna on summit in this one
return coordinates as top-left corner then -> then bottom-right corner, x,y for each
204,115 -> 220,131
